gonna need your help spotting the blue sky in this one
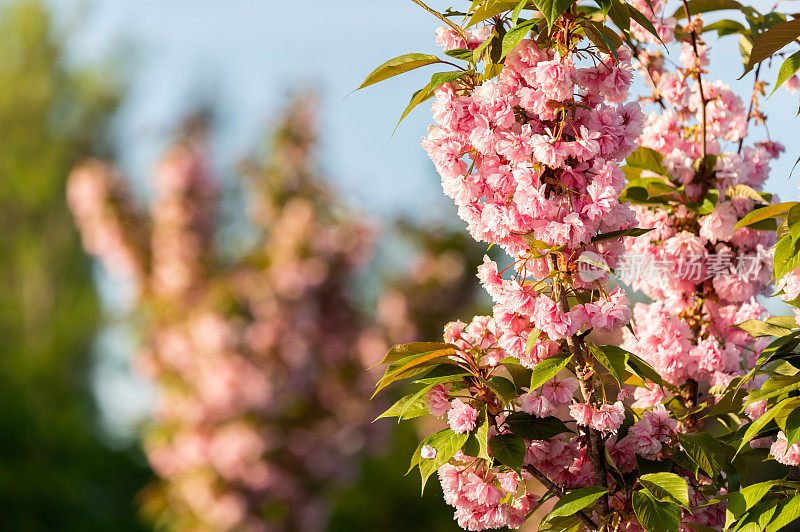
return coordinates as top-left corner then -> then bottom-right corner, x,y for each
54,0 -> 799,219
50,0 -> 798,435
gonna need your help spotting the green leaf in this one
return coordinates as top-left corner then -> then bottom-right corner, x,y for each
608,0 -> 630,33
375,391 -> 429,421
590,344 -> 629,386
594,0 -> 611,16
628,5 -> 664,43
771,50 -> 800,96
704,387 -> 748,418
375,347 -> 457,395
532,0 -> 577,29
544,486 -> 608,521
736,318 -> 796,338
488,376 -> 518,404
787,203 -> 800,241
512,0 -> 529,24
765,494 -> 800,532
726,184 -> 770,203
502,358 -> 533,391
780,218 -> 792,241
520,232 -> 554,249
733,497 -> 780,532
743,18 -> 800,76
525,329 -> 542,356
502,18 -> 538,57
590,227 -> 653,243
625,146 -> 669,175
587,20 -> 622,57
529,352 -> 572,390
725,481 -> 779,529
409,428 -> 470,493
774,234 -> 800,282
488,433 -> 526,473
444,48 -> 474,61
640,472 -> 690,508
467,0 -> 522,27
627,352 -> 669,389
357,53 -> 441,90
672,450 -> 700,478
703,18 -> 747,37
672,0 -> 742,19
735,202 -> 797,229
621,177 -> 680,204
538,515 -> 582,532
685,524 -> 719,532
686,188 -> 719,215
756,330 -> 800,366
504,413 -> 572,440
781,407 -> 800,447
740,34 -> 753,67
678,432 -> 732,479
632,489 -> 681,532
577,253 -> 611,275
463,407 -> 491,459
378,342 -> 456,365
395,71 -> 469,131
747,377 -> 800,405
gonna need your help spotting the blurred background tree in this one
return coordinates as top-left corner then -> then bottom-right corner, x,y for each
0,0 -> 150,529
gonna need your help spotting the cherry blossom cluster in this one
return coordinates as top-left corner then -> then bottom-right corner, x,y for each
622,1 -> 780,399
412,22 -> 723,530
424,30 -> 645,361
425,313 -> 729,530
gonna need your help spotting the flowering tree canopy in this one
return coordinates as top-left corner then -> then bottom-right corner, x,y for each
364,1 -> 800,531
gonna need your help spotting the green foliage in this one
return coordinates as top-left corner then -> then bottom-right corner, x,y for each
672,0 -> 742,19
488,433 -> 526,472
529,352 -> 572,389
736,202 -> 796,229
396,71 -> 471,131
531,0 -> 576,29
632,489 -> 681,532
0,1 -> 148,530
379,341 -> 457,365
772,50 -> 800,95
639,472 -> 690,508
357,53 -> 442,90
590,227 -> 653,243
544,486 -> 607,522
503,412 -> 572,439
374,344 -> 457,395
590,344 -> 629,386
625,146 -> 670,176
735,316 -> 797,338
677,432 -> 732,479
409,428 -> 470,493
627,351 -> 671,389
743,18 -> 800,76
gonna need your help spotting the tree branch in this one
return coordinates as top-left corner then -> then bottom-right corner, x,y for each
681,0 -> 708,171
547,253 -> 610,519
737,61 -> 763,154
525,464 -> 599,531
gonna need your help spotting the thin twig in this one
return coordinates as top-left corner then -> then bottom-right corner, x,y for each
738,61 -> 763,154
525,464 -> 599,531
409,0 -> 468,41
681,0 -> 708,168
